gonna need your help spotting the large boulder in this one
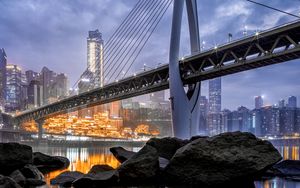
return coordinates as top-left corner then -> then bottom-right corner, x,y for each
50,171 -> 84,187
19,164 -> 46,186
0,143 -> 32,175
72,170 -> 118,188
272,160 -> 300,177
164,132 -> 282,186
88,165 -> 114,175
33,152 -> 70,173
0,175 -> 21,188
9,170 -> 26,186
109,147 -> 135,163
146,137 -> 188,160
117,145 -> 159,184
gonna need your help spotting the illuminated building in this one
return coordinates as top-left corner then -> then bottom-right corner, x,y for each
255,96 -> 263,109
288,96 -> 297,108
87,29 -> 104,88
0,48 -> 7,111
207,77 -> 222,136
27,80 -> 43,108
5,64 -> 22,112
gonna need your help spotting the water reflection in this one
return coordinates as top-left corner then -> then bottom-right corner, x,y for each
31,141 -> 300,188
31,146 -> 124,186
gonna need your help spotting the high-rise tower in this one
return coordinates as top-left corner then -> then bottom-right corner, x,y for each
207,77 -> 222,136
0,49 -> 7,111
87,29 -> 104,87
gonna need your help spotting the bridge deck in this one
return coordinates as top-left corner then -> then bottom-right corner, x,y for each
15,20 -> 300,122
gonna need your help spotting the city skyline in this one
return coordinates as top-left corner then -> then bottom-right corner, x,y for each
0,0 -> 300,110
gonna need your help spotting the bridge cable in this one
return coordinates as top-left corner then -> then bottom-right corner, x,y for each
114,0 -> 173,81
105,0 -> 166,82
246,0 -> 300,18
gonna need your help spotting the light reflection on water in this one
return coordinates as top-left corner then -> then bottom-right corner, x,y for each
31,142 -> 300,188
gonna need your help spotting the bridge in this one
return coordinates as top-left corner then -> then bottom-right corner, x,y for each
13,0 -> 300,139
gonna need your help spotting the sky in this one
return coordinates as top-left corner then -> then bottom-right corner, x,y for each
0,0 -> 300,110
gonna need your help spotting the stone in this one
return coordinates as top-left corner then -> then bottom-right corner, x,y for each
109,146 -> 135,163
0,143 -> 32,175
146,137 -> 188,160
72,170 -> 118,188
50,171 -> 84,187
33,152 -> 70,173
20,164 -> 44,180
88,165 -> 114,175
0,175 -> 21,188
9,170 -> 26,186
117,144 -> 159,184
272,160 -> 300,177
164,131 -> 282,186
24,178 -> 46,186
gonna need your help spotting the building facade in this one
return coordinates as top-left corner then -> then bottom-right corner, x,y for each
0,49 -> 7,111
5,64 -> 22,112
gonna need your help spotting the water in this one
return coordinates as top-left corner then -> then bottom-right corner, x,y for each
29,140 -> 300,188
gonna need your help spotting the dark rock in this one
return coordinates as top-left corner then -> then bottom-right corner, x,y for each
72,170 -> 118,188
20,164 -> 44,180
88,164 -> 114,175
0,175 -> 21,188
272,160 -> 300,177
50,171 -> 84,187
164,131 -> 282,186
24,178 -> 46,186
159,157 -> 169,169
109,146 -> 135,163
9,170 -> 26,186
189,135 -> 209,142
33,152 -> 70,173
146,137 -> 188,160
117,144 -> 159,184
0,143 -> 32,175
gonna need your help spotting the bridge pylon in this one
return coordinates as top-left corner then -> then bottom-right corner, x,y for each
169,0 -> 201,139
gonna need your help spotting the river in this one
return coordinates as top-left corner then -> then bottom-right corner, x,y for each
29,140 -> 300,188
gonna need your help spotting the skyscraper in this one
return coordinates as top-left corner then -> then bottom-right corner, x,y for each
255,96 -> 263,109
87,29 -> 104,87
199,96 -> 208,135
207,77 -> 222,136
288,96 -> 297,108
278,99 -> 285,108
0,49 -> 7,111
5,64 -> 22,112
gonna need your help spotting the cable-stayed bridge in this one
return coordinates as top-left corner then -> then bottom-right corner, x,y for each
14,0 -> 300,139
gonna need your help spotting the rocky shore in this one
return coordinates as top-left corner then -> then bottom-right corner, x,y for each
1,131 -> 300,187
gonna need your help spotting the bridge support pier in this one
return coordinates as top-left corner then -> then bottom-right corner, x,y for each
169,0 -> 201,139
36,119 -> 44,140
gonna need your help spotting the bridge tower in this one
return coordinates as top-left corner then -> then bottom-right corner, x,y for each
169,0 -> 201,139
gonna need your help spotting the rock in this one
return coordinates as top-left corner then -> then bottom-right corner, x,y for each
189,135 -> 208,142
33,152 -> 70,173
72,170 -> 118,188
0,175 -> 22,188
88,165 -> 114,175
117,145 -> 159,184
50,171 -> 84,187
272,160 -> 300,177
110,147 -> 135,163
9,170 -> 26,186
19,164 -> 46,186
164,131 -> 282,186
146,137 -> 188,160
0,143 -> 32,175
159,157 -> 169,169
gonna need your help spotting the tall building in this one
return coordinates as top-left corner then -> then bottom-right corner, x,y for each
40,67 -> 55,105
207,77 -> 222,136
199,96 -> 208,135
27,80 -> 43,108
288,96 -> 297,108
255,96 -> 263,109
0,49 -> 7,111
87,29 -> 104,88
5,64 -> 22,112
25,70 -> 38,84
278,99 -> 285,108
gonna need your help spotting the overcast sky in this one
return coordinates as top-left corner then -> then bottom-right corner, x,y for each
0,0 -> 300,110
